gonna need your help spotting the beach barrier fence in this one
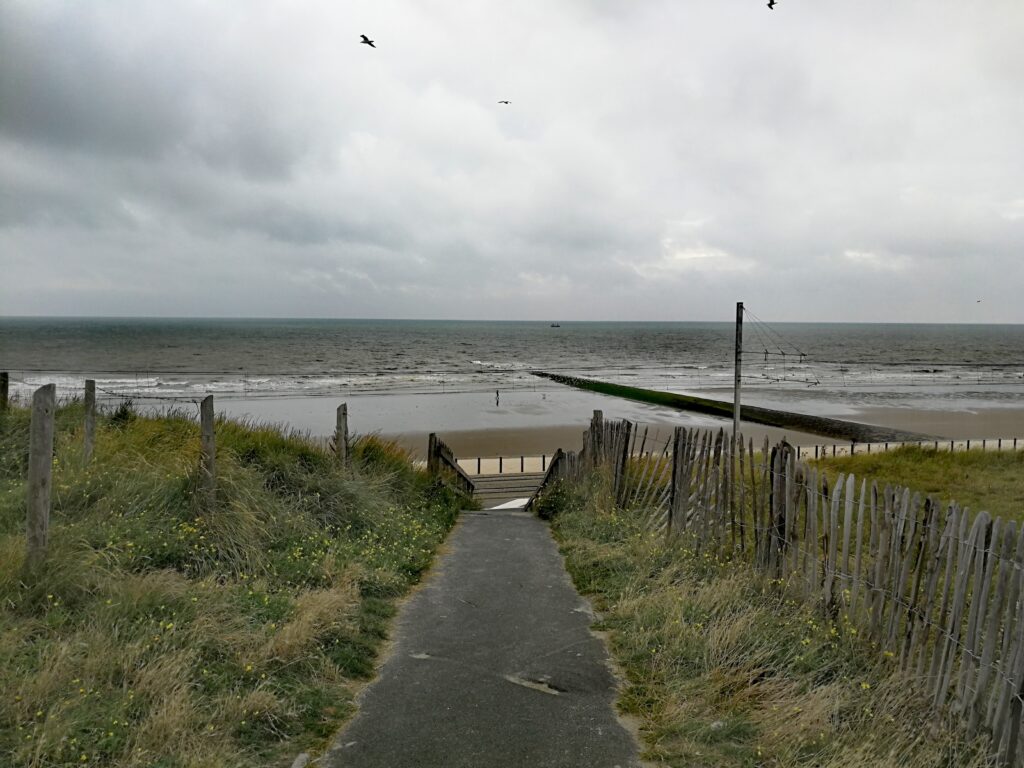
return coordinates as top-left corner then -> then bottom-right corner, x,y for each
456,454 -> 552,476
7,381 -> 360,572
802,437 -> 1023,459
537,410 -> 1024,766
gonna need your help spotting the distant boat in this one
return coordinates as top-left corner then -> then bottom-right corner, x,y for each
550,323 -> 561,327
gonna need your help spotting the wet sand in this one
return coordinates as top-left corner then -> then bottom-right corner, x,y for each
388,408 -> 1024,460
846,406 -> 1024,442
211,390 -> 1024,461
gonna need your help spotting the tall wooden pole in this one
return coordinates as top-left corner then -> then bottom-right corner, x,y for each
27,384 -> 56,569
84,379 -> 96,462
733,302 -> 743,444
0,372 -> 9,412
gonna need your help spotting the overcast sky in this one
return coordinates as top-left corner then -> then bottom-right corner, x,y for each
1,1 -> 1022,322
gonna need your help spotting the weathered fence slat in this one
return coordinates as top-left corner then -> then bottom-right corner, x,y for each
935,512 -> 986,709
850,479 -> 868,617
970,519 -> 1016,735
824,472 -> 843,612
956,514 -> 996,711
840,473 -> 855,603
988,524 -> 1024,736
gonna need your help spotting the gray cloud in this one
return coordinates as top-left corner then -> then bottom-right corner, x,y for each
1,0 -> 1022,321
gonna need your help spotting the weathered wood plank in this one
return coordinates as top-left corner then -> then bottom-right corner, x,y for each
887,491 -> 920,649
840,473 -> 855,604
934,511 -> 987,709
824,472 -> 843,612
870,483 -> 891,640
850,479 -> 868,618
26,384 -> 56,570
84,379 -> 96,463
969,520 -> 1016,735
335,403 -> 349,468
956,515 -> 997,712
988,524 -> 1024,735
200,395 -> 216,509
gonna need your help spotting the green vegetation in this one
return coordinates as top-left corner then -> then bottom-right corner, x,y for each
539,470 -> 987,768
815,445 -> 1024,522
0,401 -> 465,767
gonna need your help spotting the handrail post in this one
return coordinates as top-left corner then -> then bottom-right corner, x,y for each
427,433 -> 439,475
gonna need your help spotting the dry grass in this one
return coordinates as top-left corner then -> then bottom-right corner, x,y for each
814,445 -> 1024,522
0,403 -> 465,767
543,471 -> 989,767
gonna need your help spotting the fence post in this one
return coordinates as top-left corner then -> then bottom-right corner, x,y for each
0,371 -> 8,412
200,395 -> 216,508
335,403 -> 349,468
591,410 -> 604,466
26,384 -> 56,570
84,379 -> 96,462
427,433 -> 439,475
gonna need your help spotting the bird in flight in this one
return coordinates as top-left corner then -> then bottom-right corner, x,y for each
498,100 -> 511,105
767,0 -> 776,8
360,34 -> 376,48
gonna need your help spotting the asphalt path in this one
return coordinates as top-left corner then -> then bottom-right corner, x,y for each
322,509 -> 642,768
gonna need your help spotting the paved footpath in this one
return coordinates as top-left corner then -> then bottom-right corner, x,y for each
322,509 -> 643,768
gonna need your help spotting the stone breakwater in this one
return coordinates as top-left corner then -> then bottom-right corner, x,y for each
532,371 -> 936,444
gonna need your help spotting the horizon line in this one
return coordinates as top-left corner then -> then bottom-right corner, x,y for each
2,314 -> 1023,327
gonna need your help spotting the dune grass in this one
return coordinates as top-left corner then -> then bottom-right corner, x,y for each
0,401 -> 465,767
814,445 -> 1024,523
540,471 -> 988,768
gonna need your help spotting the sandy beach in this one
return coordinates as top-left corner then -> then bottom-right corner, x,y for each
212,389 -> 1024,460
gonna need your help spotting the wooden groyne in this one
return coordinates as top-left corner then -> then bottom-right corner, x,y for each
532,371 -> 934,443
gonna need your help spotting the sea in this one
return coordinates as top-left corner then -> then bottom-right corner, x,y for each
2,318 -> 1023,435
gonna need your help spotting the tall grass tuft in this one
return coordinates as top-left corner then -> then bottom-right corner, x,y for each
0,403 -> 463,767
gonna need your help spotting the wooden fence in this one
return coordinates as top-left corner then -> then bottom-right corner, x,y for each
541,410 -> 1024,766
801,437 -> 1023,459
8,383 -> 355,572
427,433 -> 476,496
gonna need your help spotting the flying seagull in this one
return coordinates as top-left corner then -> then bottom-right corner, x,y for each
767,0 -> 776,7
360,34 -> 375,48
498,100 -> 511,104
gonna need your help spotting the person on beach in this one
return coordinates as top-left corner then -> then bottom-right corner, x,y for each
495,389 -> 500,406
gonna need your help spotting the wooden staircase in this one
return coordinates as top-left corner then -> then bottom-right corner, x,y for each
471,472 -> 547,509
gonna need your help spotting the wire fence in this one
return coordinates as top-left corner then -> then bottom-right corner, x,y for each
543,414 -> 1024,766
